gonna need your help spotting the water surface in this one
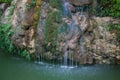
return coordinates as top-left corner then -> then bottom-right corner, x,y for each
0,50 -> 120,80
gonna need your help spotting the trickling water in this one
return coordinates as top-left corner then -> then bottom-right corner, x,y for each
62,0 -> 70,66
63,45 -> 68,65
80,35 -> 85,55
62,0 -> 72,17
35,0 -> 93,66
62,0 -> 90,66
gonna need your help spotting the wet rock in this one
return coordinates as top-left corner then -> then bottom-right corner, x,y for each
102,59 -> 110,64
116,56 -> 120,60
87,53 -> 93,64
2,0 -> 120,64
22,7 -> 35,30
11,34 -> 27,48
79,53 -> 93,64
10,0 -> 42,54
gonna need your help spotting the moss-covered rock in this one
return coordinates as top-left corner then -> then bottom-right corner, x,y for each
44,10 -> 62,54
49,0 -> 62,10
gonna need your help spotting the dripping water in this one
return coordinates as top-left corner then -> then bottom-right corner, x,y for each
62,0 -> 88,66
63,44 -> 68,66
62,0 -> 72,18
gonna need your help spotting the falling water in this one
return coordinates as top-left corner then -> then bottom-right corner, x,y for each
35,0 -> 91,66
62,0 -> 88,66
79,14 -> 86,55
63,44 -> 68,65
80,35 -> 85,55
62,0 -> 72,17
62,0 -> 69,66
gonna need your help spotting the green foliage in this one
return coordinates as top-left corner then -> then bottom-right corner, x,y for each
44,11 -> 62,42
58,23 -> 68,33
0,24 -> 13,50
0,3 -> 30,60
49,0 -> 62,10
107,24 -> 120,31
116,32 -> 120,43
0,23 -> 30,60
32,0 -> 37,7
26,0 -> 37,9
9,5 -> 15,16
0,0 -> 12,4
99,0 -> 120,18
44,11 -> 62,53
0,11 -> 3,16
21,50 -> 30,60
107,24 -> 120,42
26,3 -> 31,9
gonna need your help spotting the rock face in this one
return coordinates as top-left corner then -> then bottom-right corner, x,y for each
10,0 -> 41,55
0,3 -> 8,12
1,0 -> 120,64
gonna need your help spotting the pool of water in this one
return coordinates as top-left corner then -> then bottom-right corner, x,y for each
0,50 -> 120,80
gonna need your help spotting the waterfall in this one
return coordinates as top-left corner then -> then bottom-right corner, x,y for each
62,0 -> 70,66
62,0 -> 88,66
63,44 -> 68,65
62,0 -> 72,17
35,0 -> 91,66
79,14 -> 86,55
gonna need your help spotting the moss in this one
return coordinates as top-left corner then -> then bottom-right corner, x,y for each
9,5 -> 15,16
49,0 -> 62,10
27,0 -> 42,57
58,23 -> 68,42
58,23 -> 68,33
33,0 -> 42,27
33,0 -> 42,38
44,10 -> 62,54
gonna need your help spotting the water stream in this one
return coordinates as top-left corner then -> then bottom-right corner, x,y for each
62,0 -> 86,66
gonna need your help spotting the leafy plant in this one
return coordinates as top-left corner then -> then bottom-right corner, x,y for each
98,0 -> 120,18
32,0 -> 37,7
9,5 -> 15,16
0,0 -> 13,4
26,3 -> 31,9
0,2 -> 30,60
107,24 -> 120,43
26,0 -> 37,9
0,11 -> 3,17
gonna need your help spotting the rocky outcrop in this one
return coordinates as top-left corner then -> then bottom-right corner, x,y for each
0,3 -> 9,12
1,0 -> 120,64
35,0 -> 120,64
10,0 -> 42,55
